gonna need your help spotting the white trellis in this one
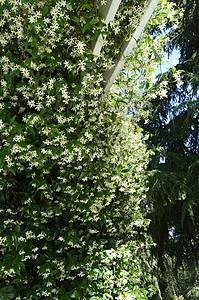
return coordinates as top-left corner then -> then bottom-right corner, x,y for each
92,0 -> 159,94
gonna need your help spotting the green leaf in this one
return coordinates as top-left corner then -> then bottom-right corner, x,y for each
15,225 -> 20,232
71,16 -> 80,22
12,279 -> 21,284
60,296 -> 70,300
10,168 -> 16,176
90,19 -> 98,25
0,154 -> 5,167
85,49 -> 93,55
6,50 -> 12,58
14,264 -> 21,276
39,74 -> 46,81
13,236 -> 18,249
24,58 -> 32,66
0,286 -> 14,293
38,18 -> 44,26
148,67 -> 155,72
32,47 -> 38,56
42,6 -> 49,16
0,286 -> 15,298
4,254 -> 14,264
81,4 -> 92,11
83,22 -> 91,33
58,19 -> 65,26
27,48 -> 33,56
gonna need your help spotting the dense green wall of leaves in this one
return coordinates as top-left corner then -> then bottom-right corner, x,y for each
0,0 -> 153,299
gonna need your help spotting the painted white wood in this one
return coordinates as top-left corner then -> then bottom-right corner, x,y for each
103,0 -> 159,93
100,0 -> 122,24
92,35 -> 104,56
92,0 -> 121,55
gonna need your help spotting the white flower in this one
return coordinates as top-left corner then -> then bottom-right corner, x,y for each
13,135 -> 25,142
37,232 -> 46,239
41,290 -> 50,297
32,247 -> 39,253
0,119 -> 5,130
25,231 -> 36,239
46,281 -> 52,287
48,78 -> 55,90
159,89 -> 167,98
5,155 -> 14,167
101,0 -> 107,5
1,79 -> 7,87
78,60 -> 86,71
75,40 -> 86,54
173,70 -> 181,81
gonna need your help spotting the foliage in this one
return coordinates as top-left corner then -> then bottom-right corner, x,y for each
167,0 -> 199,93
134,0 -> 199,299
0,0 -> 171,299
111,0 -> 196,298
173,296 -> 184,300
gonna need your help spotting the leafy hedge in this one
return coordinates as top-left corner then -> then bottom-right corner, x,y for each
0,0 -> 153,299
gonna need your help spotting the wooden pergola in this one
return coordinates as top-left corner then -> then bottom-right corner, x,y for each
92,0 -> 159,94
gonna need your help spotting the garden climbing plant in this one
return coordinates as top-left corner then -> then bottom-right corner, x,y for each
0,0 -> 179,299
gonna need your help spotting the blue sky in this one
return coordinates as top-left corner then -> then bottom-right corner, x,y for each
161,49 -> 180,73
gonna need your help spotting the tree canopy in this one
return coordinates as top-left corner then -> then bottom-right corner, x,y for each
138,0 -> 199,298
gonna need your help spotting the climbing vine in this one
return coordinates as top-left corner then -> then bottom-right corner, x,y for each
0,0 -> 178,299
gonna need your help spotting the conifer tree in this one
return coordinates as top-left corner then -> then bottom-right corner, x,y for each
140,0 -> 199,298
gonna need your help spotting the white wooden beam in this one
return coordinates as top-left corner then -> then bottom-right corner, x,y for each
92,0 -> 121,55
103,0 -> 159,93
100,0 -> 121,24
